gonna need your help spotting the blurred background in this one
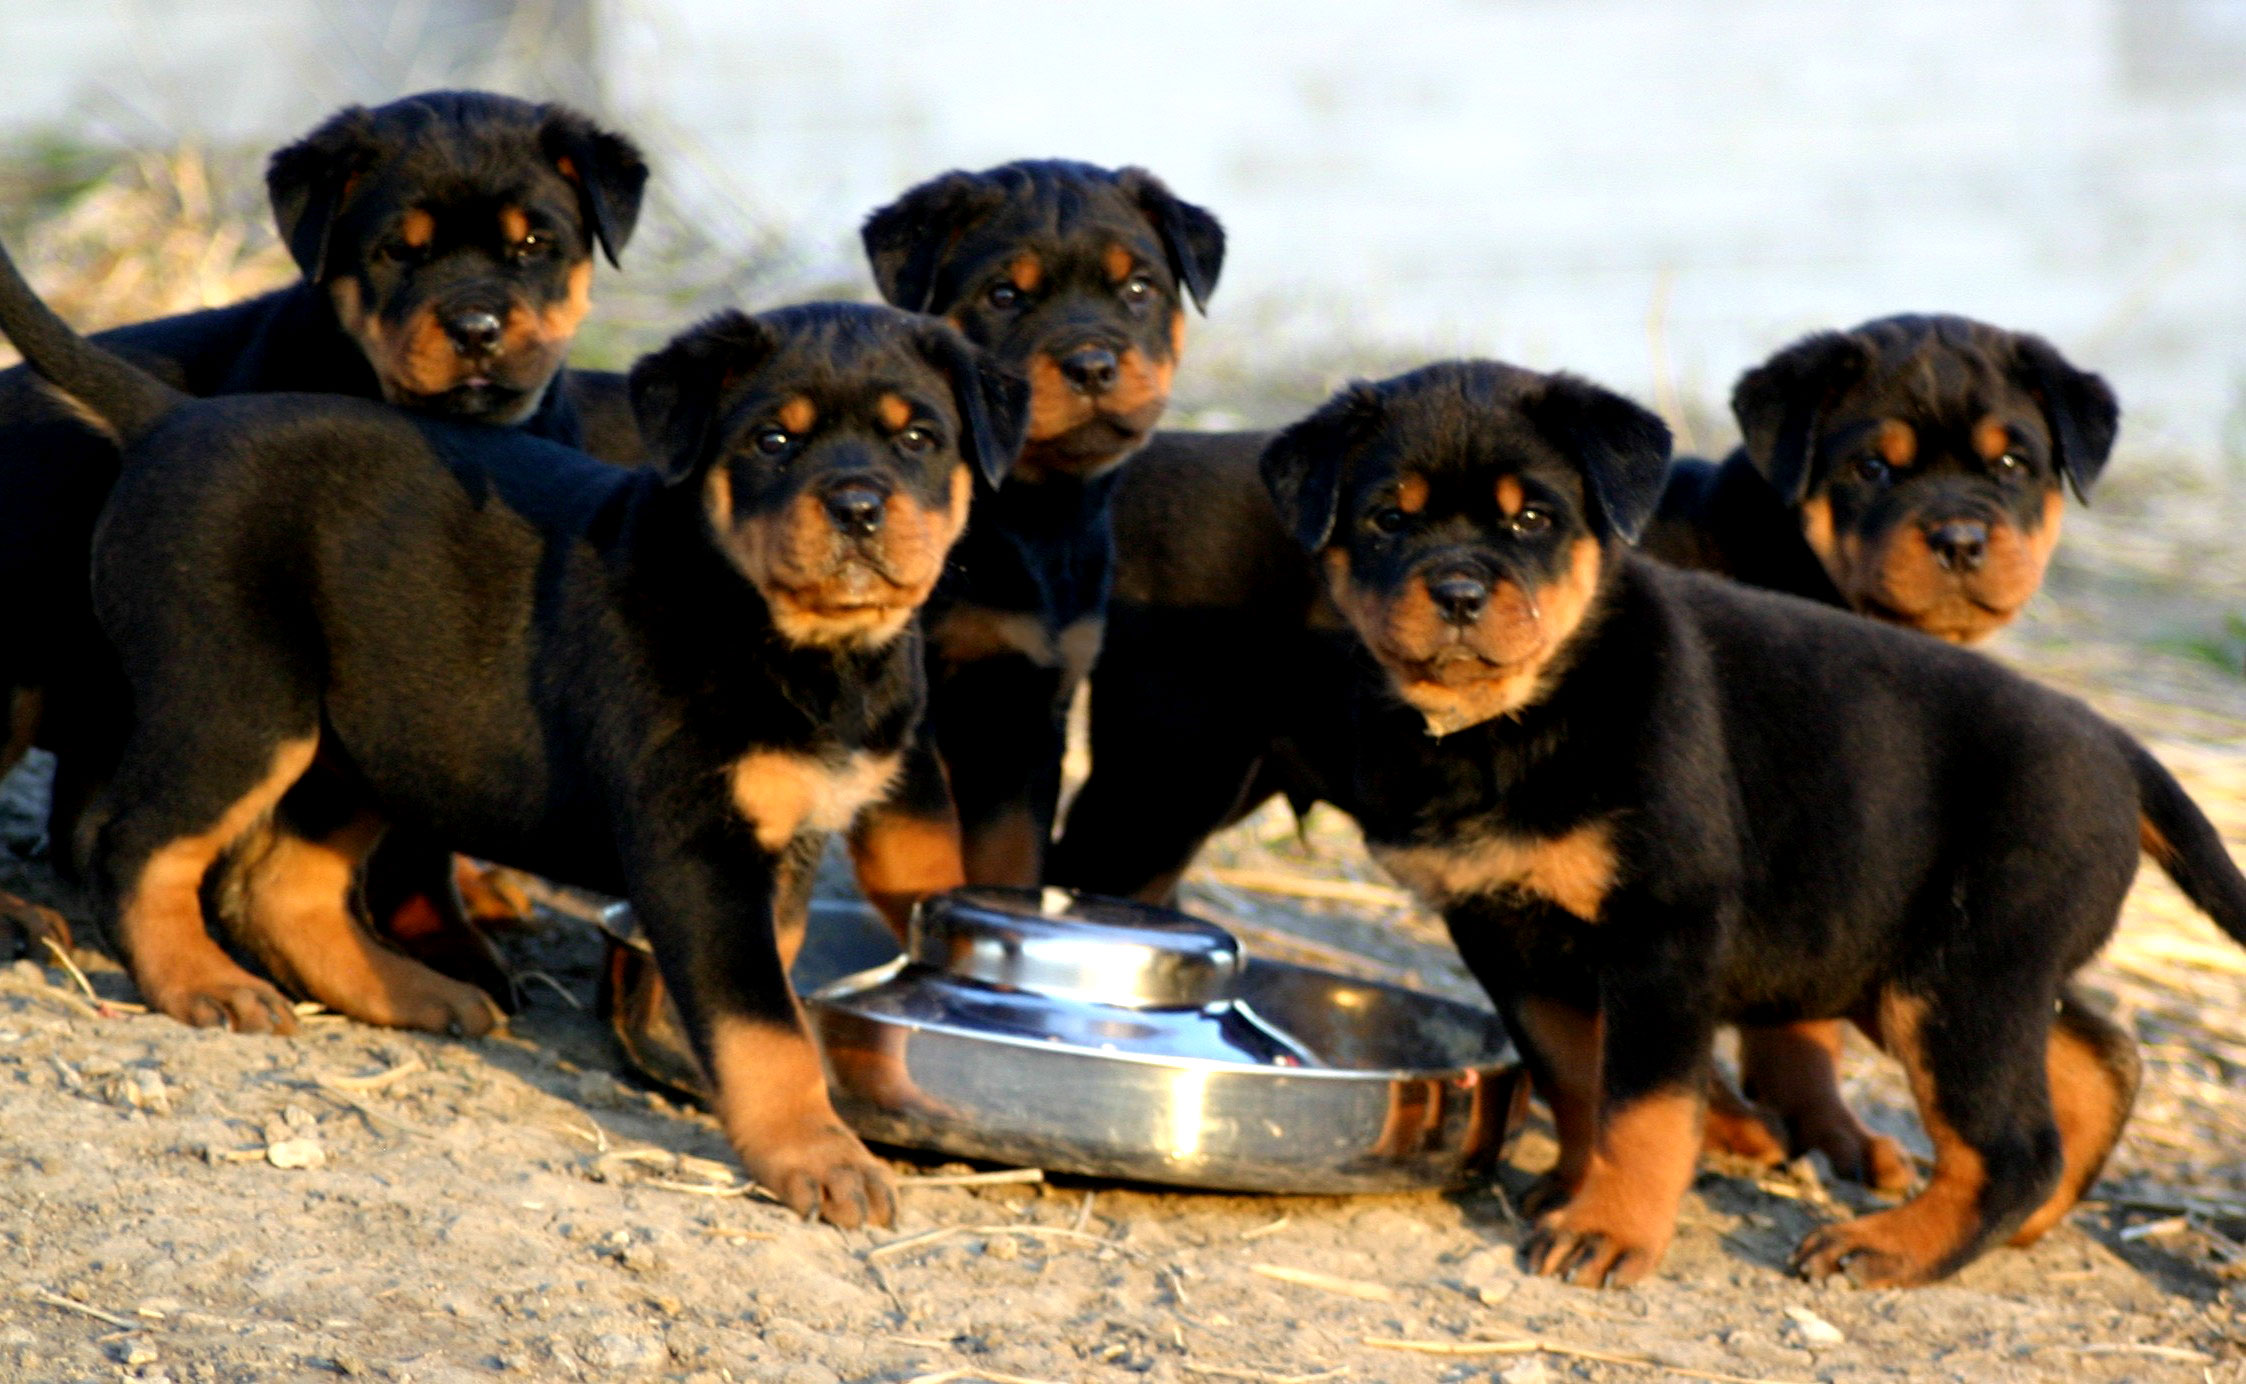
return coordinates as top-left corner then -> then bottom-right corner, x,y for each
2,0 -> 2242,460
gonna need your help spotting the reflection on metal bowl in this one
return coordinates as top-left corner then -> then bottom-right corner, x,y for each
807,887 -> 1521,1194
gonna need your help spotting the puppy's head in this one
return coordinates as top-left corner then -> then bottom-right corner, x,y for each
1263,363 -> 1671,735
1733,314 -> 2118,643
269,90 -> 648,424
861,160 -> 1223,482
629,304 -> 1028,649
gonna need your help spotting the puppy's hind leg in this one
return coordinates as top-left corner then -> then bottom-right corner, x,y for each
95,731 -> 320,1034
223,774 -> 501,1037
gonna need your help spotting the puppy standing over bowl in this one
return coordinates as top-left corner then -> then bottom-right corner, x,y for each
0,233 -> 1025,1226
1638,317 -> 2121,1189
1251,360 -> 2245,1288
0,91 -> 649,969
851,160 -> 1224,909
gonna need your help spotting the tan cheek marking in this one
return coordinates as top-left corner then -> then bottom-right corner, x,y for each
1372,821 -> 1615,922
1973,415 -> 2012,462
778,396 -> 817,435
1397,474 -> 1430,514
1103,244 -> 1134,284
1496,475 -> 1525,518
1008,252 -> 1043,293
530,259 -> 594,346
1799,493 -> 1841,574
1877,419 -> 1917,467
400,208 -> 435,249
498,207 -> 530,244
876,393 -> 912,431
1168,309 -> 1187,361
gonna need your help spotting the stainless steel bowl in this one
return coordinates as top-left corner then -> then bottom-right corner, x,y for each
807,887 -> 1520,1194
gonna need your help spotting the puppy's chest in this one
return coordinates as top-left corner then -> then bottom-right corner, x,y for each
1368,822 -> 1617,924
728,747 -> 902,853
1350,720 -> 1618,925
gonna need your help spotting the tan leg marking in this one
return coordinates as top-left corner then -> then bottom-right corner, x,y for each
1528,1088 -> 1701,1287
962,806 -> 1045,889
120,737 -> 317,1034
1741,1021 -> 1912,1191
707,1014 -> 894,1228
1793,992 -> 1989,1285
233,816 -> 499,1035
848,806 -> 966,941
2009,997 -> 2138,1246
1700,1074 -> 1789,1168
1514,997 -> 1601,1209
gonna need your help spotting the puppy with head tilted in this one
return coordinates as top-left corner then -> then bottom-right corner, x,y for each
1258,360 -> 2246,1288
0,235 -> 1024,1226
1638,315 -> 2122,1192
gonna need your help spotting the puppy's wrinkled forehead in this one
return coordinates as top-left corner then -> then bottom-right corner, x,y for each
1358,369 -> 1587,495
721,311 -> 949,419
936,170 -> 1164,293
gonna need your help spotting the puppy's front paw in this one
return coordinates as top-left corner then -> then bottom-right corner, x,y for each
1791,1211 -> 1951,1288
1520,1195 -> 1675,1288
742,1123 -> 896,1230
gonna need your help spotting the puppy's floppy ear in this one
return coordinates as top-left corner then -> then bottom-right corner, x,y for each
628,312 -> 778,485
915,324 -> 1029,489
2008,332 -> 2119,504
1730,331 -> 1869,505
267,106 -> 380,282
1260,384 -> 1383,552
1524,375 -> 1674,543
540,109 -> 649,269
1118,167 -> 1225,314
861,172 -> 1008,313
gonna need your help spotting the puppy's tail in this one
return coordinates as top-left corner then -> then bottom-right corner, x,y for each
2126,735 -> 2246,946
0,233 -> 182,444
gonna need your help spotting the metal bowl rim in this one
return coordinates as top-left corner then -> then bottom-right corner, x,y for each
806,957 -> 1512,1084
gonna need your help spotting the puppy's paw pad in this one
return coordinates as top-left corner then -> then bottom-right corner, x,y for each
748,1127 -> 896,1230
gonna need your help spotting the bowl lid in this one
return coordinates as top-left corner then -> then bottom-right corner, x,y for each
908,887 -> 1242,1009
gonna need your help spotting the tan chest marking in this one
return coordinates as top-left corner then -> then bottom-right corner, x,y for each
1371,822 -> 1616,922
730,750 -> 902,853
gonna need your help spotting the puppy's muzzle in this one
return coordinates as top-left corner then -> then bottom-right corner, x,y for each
1057,343 -> 1121,397
1426,567 -> 1493,627
441,306 -> 506,360
821,478 -> 891,539
1923,519 -> 1989,573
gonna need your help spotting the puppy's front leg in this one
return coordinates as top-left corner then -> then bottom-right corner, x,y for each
629,839 -> 894,1229
1518,949 -> 1714,1289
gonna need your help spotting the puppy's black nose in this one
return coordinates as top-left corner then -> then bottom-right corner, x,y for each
1427,573 -> 1490,625
823,482 -> 888,537
1925,520 -> 1989,573
444,309 -> 505,357
1057,345 -> 1120,396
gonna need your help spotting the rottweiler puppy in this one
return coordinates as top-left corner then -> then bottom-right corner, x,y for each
1250,360 -> 2244,1288
0,231 -> 1024,1226
1638,315 -> 2121,1189
0,90 -> 647,960
851,159 -> 1223,907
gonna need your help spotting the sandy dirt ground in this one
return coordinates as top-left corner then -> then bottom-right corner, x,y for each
4,466 -> 2246,1384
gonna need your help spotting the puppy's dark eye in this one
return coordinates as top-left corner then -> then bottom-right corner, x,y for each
1855,455 -> 1890,484
1509,507 -> 1553,536
510,232 -> 552,260
1120,274 -> 1155,307
897,425 -> 938,454
1370,507 -> 1410,534
1993,451 -> 2025,475
378,238 -> 424,264
987,283 -> 1023,310
753,429 -> 791,455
